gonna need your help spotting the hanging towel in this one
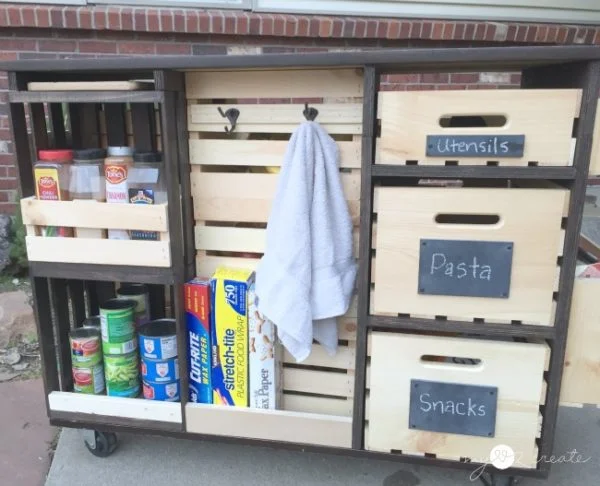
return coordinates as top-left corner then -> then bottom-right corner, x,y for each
255,121 -> 357,362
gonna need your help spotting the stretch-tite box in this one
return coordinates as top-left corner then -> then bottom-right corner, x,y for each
210,267 -> 253,407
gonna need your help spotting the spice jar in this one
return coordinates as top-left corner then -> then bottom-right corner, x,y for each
70,148 -> 106,201
105,146 -> 134,240
129,152 -> 165,241
34,149 -> 73,237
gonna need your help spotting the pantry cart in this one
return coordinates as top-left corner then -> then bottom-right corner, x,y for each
3,45 -> 600,485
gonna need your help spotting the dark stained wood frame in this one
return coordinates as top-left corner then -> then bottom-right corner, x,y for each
7,46 -> 600,481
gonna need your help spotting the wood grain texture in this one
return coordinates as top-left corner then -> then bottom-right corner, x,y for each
186,69 -> 363,99
282,394 -> 353,417
366,332 -> 548,467
589,99 -> 600,177
188,103 -> 362,134
9,90 -> 163,104
560,278 -> 600,406
189,139 -> 361,168
283,368 -> 354,397
185,403 -> 352,448
378,89 -> 581,166
373,187 -> 568,324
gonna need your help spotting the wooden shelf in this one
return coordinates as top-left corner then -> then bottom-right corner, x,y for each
371,164 -> 577,180
8,90 -> 164,104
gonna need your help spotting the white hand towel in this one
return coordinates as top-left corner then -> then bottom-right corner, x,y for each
255,121 -> 357,362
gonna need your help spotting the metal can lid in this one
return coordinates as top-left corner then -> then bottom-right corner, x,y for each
100,298 -> 137,311
138,319 -> 176,338
107,146 -> 134,157
73,148 -> 106,161
81,315 -> 101,328
70,327 -> 101,340
133,151 -> 162,163
38,149 -> 73,163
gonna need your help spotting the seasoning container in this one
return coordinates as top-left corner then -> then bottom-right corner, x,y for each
116,283 -> 150,329
34,149 -> 73,237
104,146 -> 134,240
128,151 -> 165,241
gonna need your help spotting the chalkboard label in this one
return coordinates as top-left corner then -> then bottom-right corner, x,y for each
418,239 -> 513,298
426,135 -> 525,158
409,380 -> 498,438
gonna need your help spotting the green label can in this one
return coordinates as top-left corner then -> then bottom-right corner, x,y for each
100,298 -> 136,344
73,364 -> 105,394
102,336 -> 138,355
117,284 -> 150,328
70,327 -> 102,367
104,352 -> 140,398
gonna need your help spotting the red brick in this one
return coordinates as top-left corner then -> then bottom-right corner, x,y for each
238,13 -> 249,35
332,18 -> 343,37
421,73 -> 448,84
7,166 -> 16,178
410,21 -> 422,38
134,8 -> 146,31
443,23 -> 454,40
432,23 -> 444,40
0,179 -> 17,190
273,15 -> 284,36
200,12 -> 211,33
118,41 -> 155,55
147,9 -> 160,32
160,9 -> 174,32
50,7 -> 63,28
342,18 -> 355,37
108,8 -> 120,30
319,19 -> 332,37
377,21 -> 388,38
355,19 -> 366,38
566,27 -> 578,43
296,16 -> 309,36
64,8 -> 77,29
386,74 -> 419,83
400,22 -> 411,38
516,25 -> 527,42
525,25 -> 537,42
7,6 -> 21,26
156,43 -> 191,55
594,30 -> 600,45
21,6 -> 35,26
366,20 -> 378,37
93,10 -> 106,30
0,52 -> 17,61
585,28 -> 596,44
474,23 -> 486,40
556,27 -> 568,43
450,73 -> 478,83
485,24 -> 496,41
535,25 -> 548,43
407,84 -> 434,91
0,77 -> 7,90
78,8 -> 92,30
0,39 -> 36,51
39,40 -> 77,52
211,12 -> 224,34
0,154 -> 15,166
506,24 -> 517,41
79,40 -> 117,54
309,17 -> 319,36
0,7 -> 7,27
422,21 -> 433,38
546,25 -> 557,43
387,20 -> 401,39
121,8 -> 134,30
510,73 -> 522,84
464,23 -> 475,39
261,14 -> 273,35
174,9 -> 185,32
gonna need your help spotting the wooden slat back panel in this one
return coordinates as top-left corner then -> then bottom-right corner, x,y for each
377,89 -> 581,166
186,68 -> 362,417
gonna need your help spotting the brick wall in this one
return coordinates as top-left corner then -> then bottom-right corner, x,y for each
0,3 -> 598,213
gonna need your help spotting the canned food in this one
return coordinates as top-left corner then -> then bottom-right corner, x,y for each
117,284 -> 150,328
73,364 -> 105,394
141,357 -> 179,383
100,298 -> 136,344
138,319 -> 177,360
102,336 -> 138,356
104,352 -> 140,398
70,327 -> 102,367
142,380 -> 180,402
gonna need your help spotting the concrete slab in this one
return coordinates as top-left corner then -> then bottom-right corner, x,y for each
46,406 -> 599,486
0,379 -> 56,486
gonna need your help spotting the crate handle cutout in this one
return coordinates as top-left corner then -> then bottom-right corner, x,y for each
439,115 -> 507,128
434,214 -> 501,226
420,354 -> 484,371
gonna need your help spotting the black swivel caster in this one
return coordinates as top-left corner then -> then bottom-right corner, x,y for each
479,473 -> 519,486
82,429 -> 118,458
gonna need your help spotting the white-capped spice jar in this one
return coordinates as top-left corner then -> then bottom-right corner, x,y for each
104,146 -> 134,240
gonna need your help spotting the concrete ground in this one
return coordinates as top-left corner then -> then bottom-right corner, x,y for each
0,379 -> 56,486
45,406 -> 599,486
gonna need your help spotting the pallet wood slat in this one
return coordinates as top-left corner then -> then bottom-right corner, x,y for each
283,344 -> 356,370
366,332 -> 549,467
185,403 -> 352,447
186,69 -> 363,99
378,89 -> 581,166
189,139 -> 361,168
282,394 -> 353,417
589,99 -> 600,177
373,187 -> 568,324
283,368 -> 354,398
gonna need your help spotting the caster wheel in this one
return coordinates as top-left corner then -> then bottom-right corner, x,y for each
479,474 -> 518,486
83,430 -> 118,458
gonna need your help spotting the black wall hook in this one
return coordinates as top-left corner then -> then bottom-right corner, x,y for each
303,103 -> 318,121
217,107 -> 240,133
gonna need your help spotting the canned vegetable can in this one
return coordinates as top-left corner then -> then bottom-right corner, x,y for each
100,298 -> 136,344
141,357 -> 179,383
117,283 -> 150,328
102,336 -> 138,355
138,319 -> 177,360
104,352 -> 140,398
143,380 -> 180,402
73,364 -> 105,394
70,327 -> 102,367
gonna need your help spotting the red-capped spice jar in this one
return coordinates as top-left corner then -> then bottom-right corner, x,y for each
34,149 -> 73,237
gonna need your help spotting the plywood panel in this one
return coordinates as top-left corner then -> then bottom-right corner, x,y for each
589,99 -> 600,177
378,89 -> 581,166
186,69 -> 363,99
367,333 -> 548,467
283,344 -> 355,369
283,368 -> 354,397
373,187 -> 567,324
282,394 -> 353,417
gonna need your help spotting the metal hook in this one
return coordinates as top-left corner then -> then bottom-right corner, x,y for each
303,103 -> 318,122
217,106 -> 240,133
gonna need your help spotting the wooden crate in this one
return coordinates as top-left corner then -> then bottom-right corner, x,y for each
372,186 -> 569,325
21,197 -> 171,267
560,278 -> 600,407
377,89 -> 581,166
366,332 -> 549,467
185,68 -> 362,422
